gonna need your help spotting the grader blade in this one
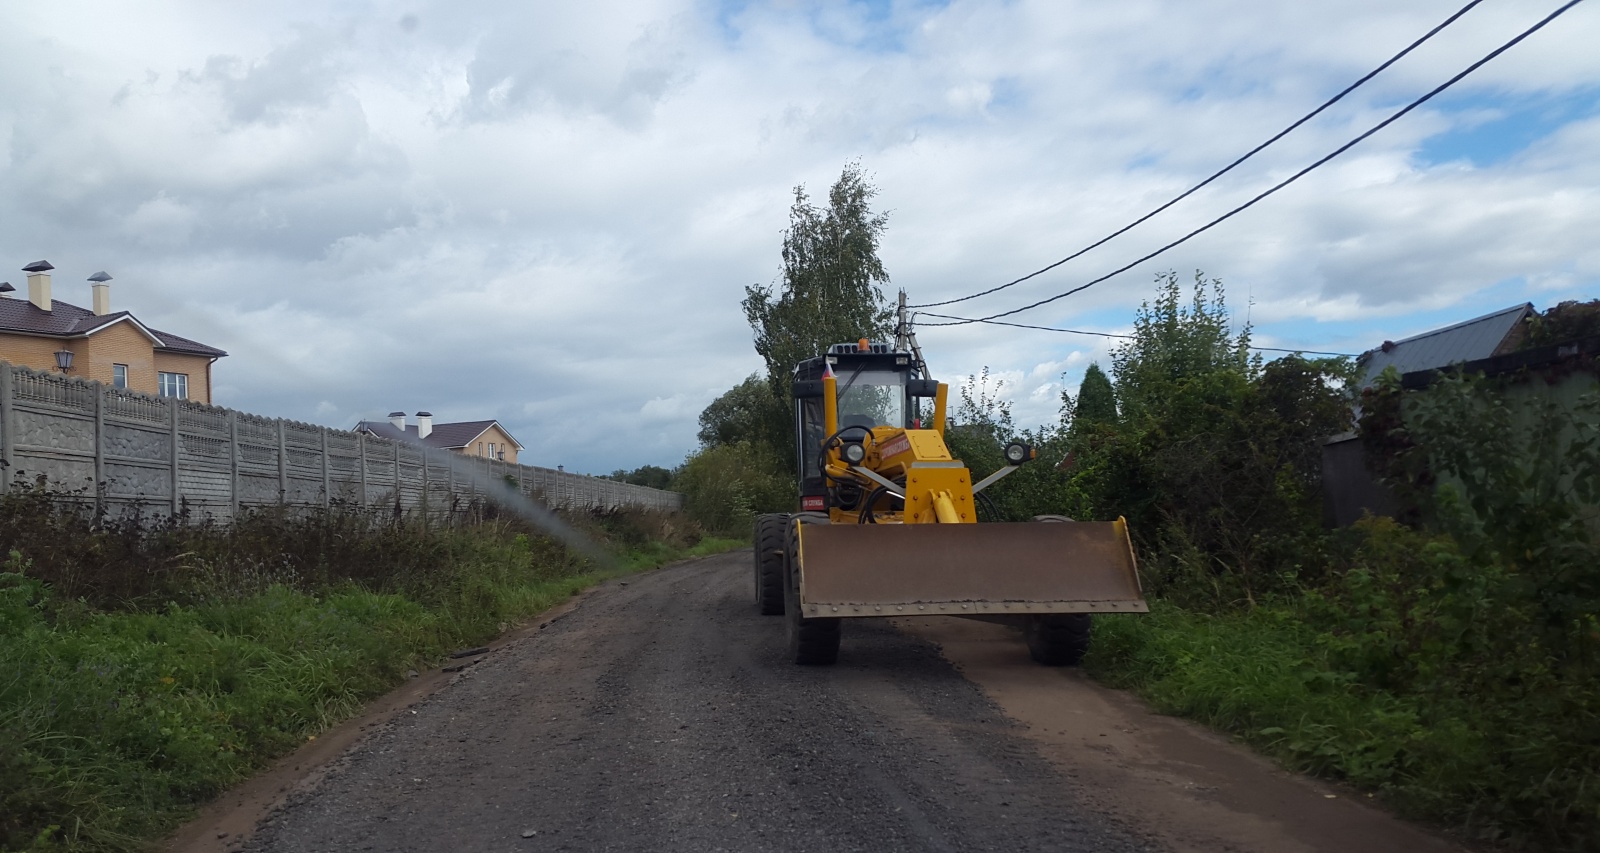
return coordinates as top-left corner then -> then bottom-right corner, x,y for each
794,520 -> 1145,619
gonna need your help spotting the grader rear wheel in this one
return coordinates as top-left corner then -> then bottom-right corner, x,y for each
753,513 -> 788,616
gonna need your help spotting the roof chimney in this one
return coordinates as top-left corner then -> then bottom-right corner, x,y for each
388,411 -> 406,431
0,282 -> 13,299
23,260 -> 53,312
416,411 -> 433,439
88,271 -> 112,315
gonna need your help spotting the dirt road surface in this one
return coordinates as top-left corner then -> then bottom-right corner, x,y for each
192,551 -> 1466,853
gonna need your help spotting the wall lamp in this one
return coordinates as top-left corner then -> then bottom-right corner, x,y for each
54,349 -> 74,372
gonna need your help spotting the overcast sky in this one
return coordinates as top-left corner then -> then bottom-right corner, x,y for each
2,0 -> 1596,473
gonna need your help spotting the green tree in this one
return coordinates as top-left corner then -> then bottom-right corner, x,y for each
696,374 -> 790,455
607,465 -> 674,490
742,161 -> 893,394
1078,270 -> 1351,605
1069,363 -> 1117,429
1112,270 -> 1257,421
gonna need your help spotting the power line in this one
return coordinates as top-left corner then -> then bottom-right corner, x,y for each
908,0 -> 1489,310
919,312 -> 1131,340
919,0 -> 1587,327
915,311 -> 1358,357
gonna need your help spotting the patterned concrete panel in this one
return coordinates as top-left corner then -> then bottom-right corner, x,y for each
1,362 -> 683,519
104,423 -> 170,462
12,409 -> 96,453
13,454 -> 96,492
103,461 -> 170,500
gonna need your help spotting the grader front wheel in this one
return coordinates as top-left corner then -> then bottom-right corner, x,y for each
784,512 -> 840,665
1023,614 -> 1092,666
1024,514 -> 1092,666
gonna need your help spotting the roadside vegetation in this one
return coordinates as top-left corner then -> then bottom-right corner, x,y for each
996,280 -> 1599,852
679,159 -> 1598,849
0,494 -> 735,852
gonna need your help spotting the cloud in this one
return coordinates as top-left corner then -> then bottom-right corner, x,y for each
0,0 -> 1595,475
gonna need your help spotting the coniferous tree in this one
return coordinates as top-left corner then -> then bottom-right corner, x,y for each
1071,363 -> 1117,428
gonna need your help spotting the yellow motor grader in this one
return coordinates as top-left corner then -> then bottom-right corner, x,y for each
753,339 -> 1146,665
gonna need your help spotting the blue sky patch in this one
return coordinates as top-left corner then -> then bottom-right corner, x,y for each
713,0 -> 950,52
1253,273 -> 1596,359
1416,87 -> 1600,168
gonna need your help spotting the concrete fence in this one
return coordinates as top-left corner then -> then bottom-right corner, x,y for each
0,362 -> 683,519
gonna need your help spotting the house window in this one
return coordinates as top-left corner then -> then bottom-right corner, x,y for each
112,364 -> 128,389
488,442 -> 496,459
158,372 -> 188,399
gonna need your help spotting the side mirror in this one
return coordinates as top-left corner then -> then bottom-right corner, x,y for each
907,378 -> 939,397
791,379 -> 825,399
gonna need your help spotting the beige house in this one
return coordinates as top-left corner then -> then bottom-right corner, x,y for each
0,261 -> 226,402
356,412 -> 525,464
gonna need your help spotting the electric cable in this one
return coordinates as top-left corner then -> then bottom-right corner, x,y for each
908,0 -> 1490,310
917,0 -> 1587,326
916,310 -> 1360,357
975,491 -> 1003,523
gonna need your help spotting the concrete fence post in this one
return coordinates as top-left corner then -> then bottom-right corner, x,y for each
276,419 -> 287,504
168,398 -> 181,516
0,366 -> 14,494
228,410 -> 239,518
320,426 -> 330,508
358,432 -> 368,508
93,385 -> 105,514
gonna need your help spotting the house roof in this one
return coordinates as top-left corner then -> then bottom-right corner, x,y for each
354,419 -> 526,451
1356,303 -> 1531,387
0,297 -> 228,357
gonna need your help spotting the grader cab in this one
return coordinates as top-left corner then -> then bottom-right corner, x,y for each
753,340 -> 1146,665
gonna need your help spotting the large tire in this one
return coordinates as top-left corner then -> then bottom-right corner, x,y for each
753,513 -> 788,615
1023,614 -> 1092,666
1025,514 -> 1092,666
784,513 -> 840,665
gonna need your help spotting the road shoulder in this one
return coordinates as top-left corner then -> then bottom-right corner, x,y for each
894,615 -> 1473,853
162,571 -> 609,853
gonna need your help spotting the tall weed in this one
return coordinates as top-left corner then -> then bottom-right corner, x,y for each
0,500 -> 717,852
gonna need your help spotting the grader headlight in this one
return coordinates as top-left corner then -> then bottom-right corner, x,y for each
1003,441 -> 1035,465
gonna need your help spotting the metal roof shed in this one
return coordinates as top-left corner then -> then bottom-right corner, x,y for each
1355,303 -> 1532,388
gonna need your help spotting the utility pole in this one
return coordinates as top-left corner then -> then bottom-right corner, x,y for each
895,290 -> 909,352
896,289 -> 931,379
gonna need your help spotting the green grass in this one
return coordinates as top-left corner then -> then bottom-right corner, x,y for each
1086,600 -> 1600,851
1086,605 -> 1424,784
616,536 -> 745,571
0,511 -> 738,853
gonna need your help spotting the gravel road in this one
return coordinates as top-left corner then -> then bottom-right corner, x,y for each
246,550 -> 1156,853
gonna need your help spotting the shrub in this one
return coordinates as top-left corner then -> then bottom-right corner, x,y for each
1070,272 -> 1353,606
672,441 -> 793,537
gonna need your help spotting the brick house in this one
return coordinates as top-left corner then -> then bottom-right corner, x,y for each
355,412 -> 525,464
0,260 -> 226,403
